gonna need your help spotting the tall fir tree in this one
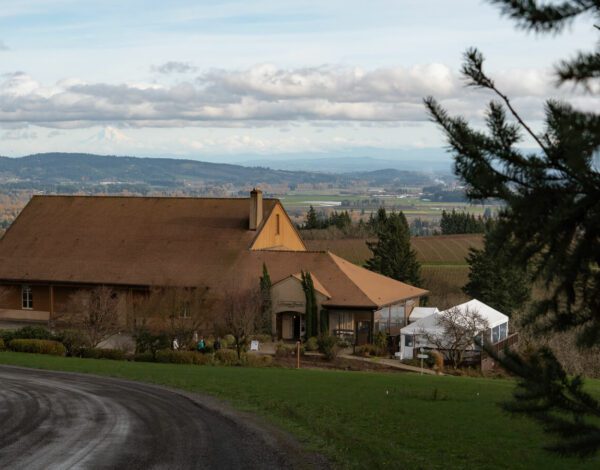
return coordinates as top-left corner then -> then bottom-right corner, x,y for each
463,234 -> 531,317
425,0 -> 600,457
366,211 -> 421,286
301,271 -> 319,338
304,205 -> 319,229
259,263 -> 273,334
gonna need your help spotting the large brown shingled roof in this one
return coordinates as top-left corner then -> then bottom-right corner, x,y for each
0,195 -> 427,309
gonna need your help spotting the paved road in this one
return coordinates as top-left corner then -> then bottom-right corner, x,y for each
0,366 -> 322,470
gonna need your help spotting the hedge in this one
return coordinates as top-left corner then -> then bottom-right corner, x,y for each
0,338 -> 5,351
155,349 -> 213,365
9,339 -> 66,356
80,348 -> 126,361
1,326 -> 55,343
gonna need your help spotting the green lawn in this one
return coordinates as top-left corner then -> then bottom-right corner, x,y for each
0,352 -> 598,469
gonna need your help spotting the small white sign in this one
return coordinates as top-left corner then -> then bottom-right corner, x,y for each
250,340 -> 259,351
417,354 -> 428,359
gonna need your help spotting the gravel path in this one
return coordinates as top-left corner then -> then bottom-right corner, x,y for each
0,365 -> 326,470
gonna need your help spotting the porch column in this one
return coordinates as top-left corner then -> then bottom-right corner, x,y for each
370,310 -> 375,343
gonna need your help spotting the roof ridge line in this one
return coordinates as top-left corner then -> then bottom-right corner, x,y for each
31,194 -> 280,201
251,249 -> 328,254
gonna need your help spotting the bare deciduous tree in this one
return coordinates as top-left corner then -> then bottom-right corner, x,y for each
420,307 -> 489,369
127,286 -> 213,347
222,288 -> 261,359
56,286 -> 121,347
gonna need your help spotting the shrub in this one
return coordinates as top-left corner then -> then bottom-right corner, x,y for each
337,338 -> 352,349
134,329 -> 169,356
305,336 -> 319,352
356,344 -> 379,357
0,338 -> 5,350
430,350 -> 445,373
156,349 -> 199,364
215,348 -> 239,365
9,339 -> 66,356
99,348 -> 126,361
374,331 -> 388,356
1,326 -> 55,343
317,334 -> 340,360
79,348 -> 98,359
250,334 -> 272,344
243,354 -> 273,367
275,342 -> 294,357
203,341 -> 215,354
193,353 -> 214,365
223,334 -> 235,348
57,329 -> 89,357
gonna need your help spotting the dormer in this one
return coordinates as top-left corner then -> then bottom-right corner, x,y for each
249,189 -> 306,251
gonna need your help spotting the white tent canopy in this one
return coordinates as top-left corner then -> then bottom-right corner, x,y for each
408,307 -> 439,323
399,299 -> 509,360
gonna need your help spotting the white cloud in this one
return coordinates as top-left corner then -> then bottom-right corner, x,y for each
0,40 -> 9,51
152,61 -> 198,74
0,64 -> 595,129
2,129 -> 37,140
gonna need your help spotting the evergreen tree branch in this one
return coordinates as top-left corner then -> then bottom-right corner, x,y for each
484,344 -> 600,457
556,49 -> 600,87
488,0 -> 599,33
461,48 -> 550,154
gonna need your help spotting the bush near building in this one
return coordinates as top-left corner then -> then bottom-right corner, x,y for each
8,339 -> 66,356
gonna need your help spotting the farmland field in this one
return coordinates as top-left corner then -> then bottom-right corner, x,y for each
422,265 -> 470,308
306,234 -> 483,266
1,353 -> 597,470
279,191 -> 497,218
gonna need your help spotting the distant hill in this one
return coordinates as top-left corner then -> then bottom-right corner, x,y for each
236,156 -> 452,173
0,153 -> 334,186
0,153 -> 438,192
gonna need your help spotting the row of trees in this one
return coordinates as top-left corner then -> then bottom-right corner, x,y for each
440,209 -> 492,235
304,206 -> 353,230
303,204 -> 494,239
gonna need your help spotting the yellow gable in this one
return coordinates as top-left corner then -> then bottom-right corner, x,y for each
251,203 -> 306,251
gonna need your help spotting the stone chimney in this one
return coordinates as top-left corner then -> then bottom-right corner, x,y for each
249,188 -> 263,230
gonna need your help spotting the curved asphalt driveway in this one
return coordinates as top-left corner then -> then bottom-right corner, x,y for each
0,365 -> 323,470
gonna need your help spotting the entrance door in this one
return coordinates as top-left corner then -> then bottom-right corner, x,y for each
279,312 -> 304,340
356,321 -> 371,345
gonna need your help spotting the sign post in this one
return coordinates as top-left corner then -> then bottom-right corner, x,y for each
417,347 -> 428,375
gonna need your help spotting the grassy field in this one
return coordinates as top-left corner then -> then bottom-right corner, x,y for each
0,352 -> 598,469
306,234 -> 482,266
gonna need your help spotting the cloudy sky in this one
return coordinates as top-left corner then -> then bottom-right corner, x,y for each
0,0 -> 597,161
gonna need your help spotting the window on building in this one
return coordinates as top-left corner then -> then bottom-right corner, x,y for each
404,335 -> 414,347
179,303 -> 190,319
491,322 -> 508,343
21,285 -> 33,309
330,311 -> 353,336
276,214 -> 280,235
